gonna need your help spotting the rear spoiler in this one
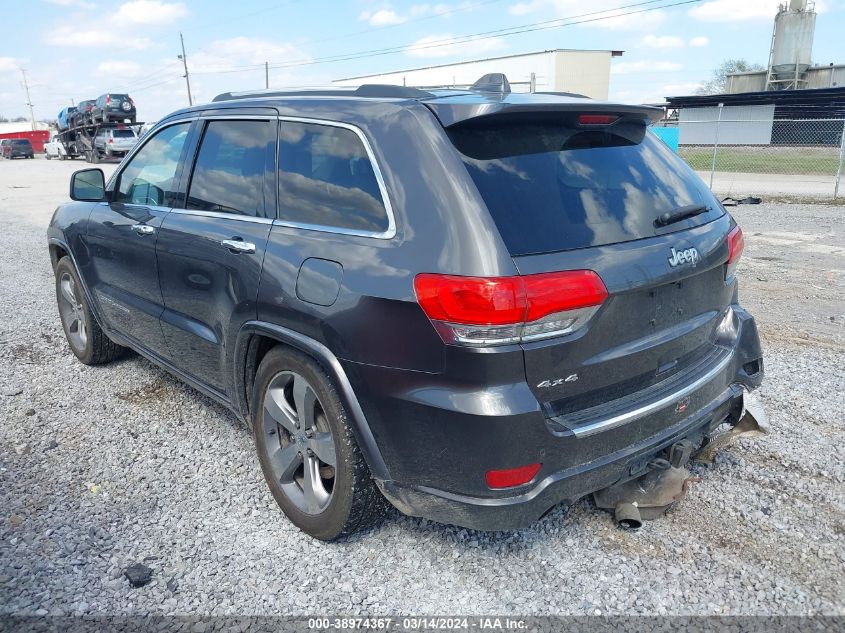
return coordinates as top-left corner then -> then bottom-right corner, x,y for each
423,99 -> 663,128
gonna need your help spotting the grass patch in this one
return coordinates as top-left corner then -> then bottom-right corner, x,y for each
679,146 -> 842,176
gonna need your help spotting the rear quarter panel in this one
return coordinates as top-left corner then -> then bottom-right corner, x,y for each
257,101 -> 519,372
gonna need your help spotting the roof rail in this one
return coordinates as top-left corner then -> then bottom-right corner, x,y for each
212,84 -> 434,102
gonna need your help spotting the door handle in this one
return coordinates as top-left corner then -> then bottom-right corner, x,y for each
221,239 -> 256,254
131,224 -> 155,236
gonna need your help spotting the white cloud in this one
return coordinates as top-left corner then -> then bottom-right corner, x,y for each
507,0 -> 666,29
46,0 -> 96,8
405,33 -> 506,58
663,81 -> 703,94
115,0 -> 188,25
589,10 -> 667,30
362,8 -> 407,25
96,60 -> 144,76
612,61 -> 683,74
641,34 -> 685,48
44,26 -> 152,49
0,58 -> 20,73
191,37 -> 309,70
689,36 -> 710,47
689,0 -> 790,22
508,0 -> 544,15
361,2 -> 478,25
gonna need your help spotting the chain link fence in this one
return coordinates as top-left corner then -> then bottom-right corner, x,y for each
654,114 -> 845,199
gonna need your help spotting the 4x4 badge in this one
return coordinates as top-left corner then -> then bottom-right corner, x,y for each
668,246 -> 700,268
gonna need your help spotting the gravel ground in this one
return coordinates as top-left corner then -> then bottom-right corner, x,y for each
1,157 -> 843,616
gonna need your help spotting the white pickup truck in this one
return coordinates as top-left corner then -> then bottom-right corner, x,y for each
44,135 -> 72,160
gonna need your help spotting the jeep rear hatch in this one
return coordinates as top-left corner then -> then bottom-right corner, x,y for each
440,109 -> 738,441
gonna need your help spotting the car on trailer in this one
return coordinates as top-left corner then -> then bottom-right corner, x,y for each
93,127 -> 138,159
71,100 -> 96,127
90,94 -> 136,125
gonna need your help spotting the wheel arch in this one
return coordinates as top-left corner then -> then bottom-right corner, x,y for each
235,321 -> 391,482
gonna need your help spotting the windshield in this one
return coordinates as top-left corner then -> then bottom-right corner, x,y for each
448,115 -> 722,256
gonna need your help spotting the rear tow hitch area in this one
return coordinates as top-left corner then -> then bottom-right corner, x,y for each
593,441 -> 700,530
593,390 -> 769,530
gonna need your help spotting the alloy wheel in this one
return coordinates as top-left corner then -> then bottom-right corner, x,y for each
58,272 -> 88,352
262,371 -> 337,514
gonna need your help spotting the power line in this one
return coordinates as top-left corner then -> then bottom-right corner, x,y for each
188,0 -> 703,77
310,0 -> 508,45
265,0 -> 704,72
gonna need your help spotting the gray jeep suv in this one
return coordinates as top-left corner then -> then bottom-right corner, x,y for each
47,77 -> 764,540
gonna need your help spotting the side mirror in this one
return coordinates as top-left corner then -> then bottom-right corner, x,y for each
69,168 -> 106,202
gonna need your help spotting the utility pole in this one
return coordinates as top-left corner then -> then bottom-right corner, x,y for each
20,69 -> 36,131
178,32 -> 193,106
265,62 -> 269,89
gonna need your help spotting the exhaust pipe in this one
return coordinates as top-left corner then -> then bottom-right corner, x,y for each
614,503 -> 642,530
594,463 -> 697,529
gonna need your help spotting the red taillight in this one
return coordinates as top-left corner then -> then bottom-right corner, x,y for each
414,271 -> 607,346
106,95 -> 111,105
414,275 -> 524,326
578,114 -> 619,125
108,138 -> 113,144
726,225 -> 744,280
523,271 -> 608,321
486,463 -> 541,489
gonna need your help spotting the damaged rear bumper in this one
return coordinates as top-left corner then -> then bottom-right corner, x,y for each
377,307 -> 765,531
379,382 -> 748,531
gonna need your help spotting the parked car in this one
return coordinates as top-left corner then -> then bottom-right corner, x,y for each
70,100 -> 96,127
0,139 -> 11,155
48,79 -> 764,540
90,93 -> 136,124
57,106 -> 77,131
93,127 -> 138,159
2,138 -> 34,159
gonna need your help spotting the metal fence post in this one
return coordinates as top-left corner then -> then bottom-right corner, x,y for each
835,119 -> 845,199
709,103 -> 724,190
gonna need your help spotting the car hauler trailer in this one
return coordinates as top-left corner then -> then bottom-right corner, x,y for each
54,121 -> 143,163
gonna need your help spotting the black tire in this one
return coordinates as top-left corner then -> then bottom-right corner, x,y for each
54,257 -> 124,365
253,346 -> 387,540
45,153 -> 51,160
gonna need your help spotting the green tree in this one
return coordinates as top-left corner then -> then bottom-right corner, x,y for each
697,59 -> 766,95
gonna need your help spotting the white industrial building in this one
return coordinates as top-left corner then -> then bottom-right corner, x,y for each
333,49 -> 624,100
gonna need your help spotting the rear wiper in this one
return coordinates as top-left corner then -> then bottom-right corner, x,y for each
654,204 -> 709,227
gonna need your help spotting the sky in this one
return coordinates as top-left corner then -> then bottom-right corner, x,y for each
1,0 -> 844,121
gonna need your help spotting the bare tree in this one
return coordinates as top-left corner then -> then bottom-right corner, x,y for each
697,59 -> 766,95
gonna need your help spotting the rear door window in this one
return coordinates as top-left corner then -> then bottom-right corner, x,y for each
447,115 -> 722,256
277,121 -> 390,234
186,119 -> 276,218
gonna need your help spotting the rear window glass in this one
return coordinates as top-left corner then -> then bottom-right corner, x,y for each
448,115 -> 722,256
113,130 -> 136,138
13,140 -> 31,146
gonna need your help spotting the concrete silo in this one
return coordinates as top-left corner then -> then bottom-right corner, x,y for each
765,0 -> 817,90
